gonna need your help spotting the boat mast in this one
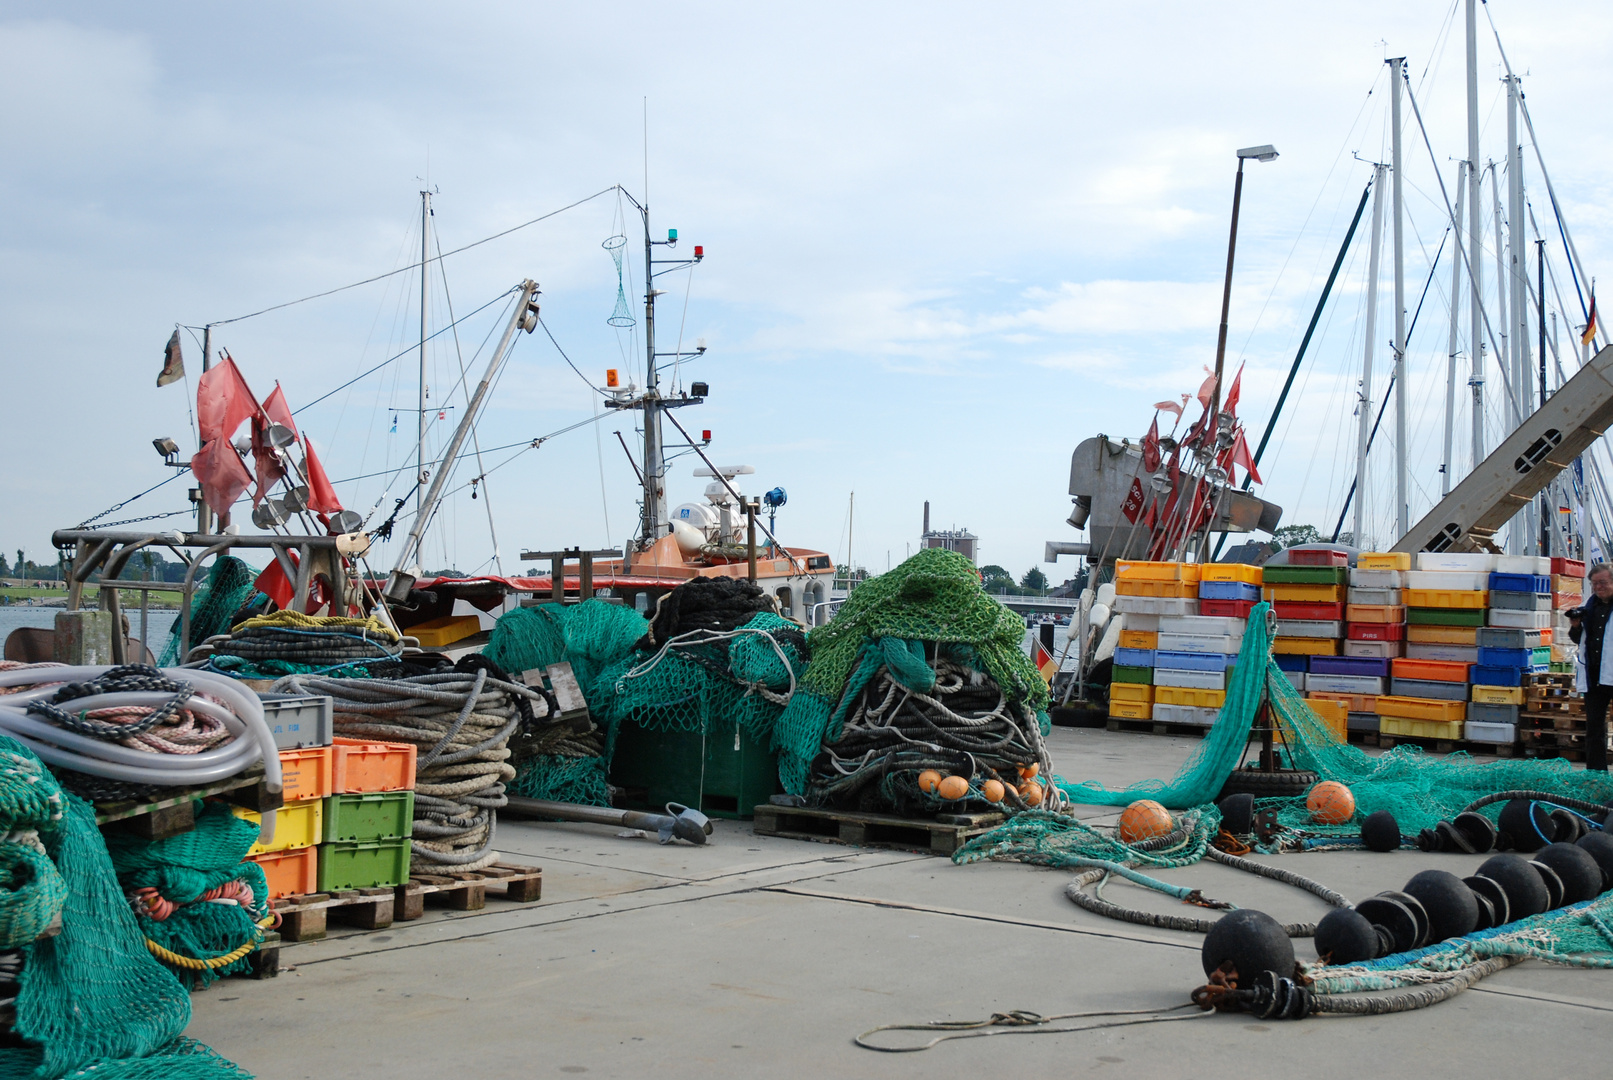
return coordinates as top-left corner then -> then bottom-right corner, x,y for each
640,199 -> 665,544
418,189 -> 432,518
1466,0 -> 1486,472
1390,57 -> 1409,539
1507,74 -> 1533,551
1443,162 -> 1466,496
1355,163 -> 1387,546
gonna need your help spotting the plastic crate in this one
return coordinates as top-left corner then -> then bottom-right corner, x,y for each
1117,630 -> 1158,649
1468,701 -> 1521,724
1402,588 -> 1488,610
1276,620 -> 1343,639
1154,686 -> 1225,708
1553,574 -> 1584,595
1264,565 -> 1349,585
1302,697 -> 1349,738
1348,588 -> 1403,606
259,694 -> 334,751
1200,563 -> 1264,584
1408,608 -> 1487,627
1380,716 -> 1465,740
1470,664 -> 1524,687
1115,578 -> 1199,598
1262,584 -> 1346,603
1200,599 -> 1258,618
1115,561 -> 1201,582
1554,592 -> 1582,610
1108,682 -> 1153,704
1286,549 -> 1350,566
1488,610 -> 1553,629
1345,640 -> 1403,658
1113,596 -> 1200,616
1406,625 -> 1478,645
1199,581 -> 1260,602
1404,570 -> 1489,591
1376,697 -> 1467,721
1111,665 -> 1153,685
1274,654 -> 1309,672
1471,684 -> 1525,705
1112,647 -> 1156,668
1390,677 -> 1469,701
407,614 -> 482,648
1273,637 -> 1341,656
1108,699 -> 1153,720
1405,644 -> 1479,664
317,837 -> 412,891
1308,690 -> 1378,713
1477,646 -> 1533,668
1273,601 -> 1346,621
1347,712 -> 1380,732
611,719 -> 779,819
235,799 -> 323,856
331,737 -> 417,794
1154,650 -> 1233,672
1465,720 -> 1518,744
1357,552 -> 1412,570
1392,658 -> 1470,683
1489,591 -> 1552,611
1345,604 -> 1406,624
1351,569 -> 1405,588
1281,671 -> 1307,691
1153,668 -> 1225,690
1152,702 -> 1220,727
1475,627 -> 1549,649
1348,621 -> 1405,641
1158,615 -> 1247,636
1122,613 -> 1161,633
323,791 -> 415,843
1156,632 -> 1242,654
278,745 -> 333,803
1305,673 -> 1388,695
1309,655 -> 1391,677
252,845 -> 319,899
1552,557 -> 1586,578
1416,552 -> 1496,573
1494,555 -> 1551,575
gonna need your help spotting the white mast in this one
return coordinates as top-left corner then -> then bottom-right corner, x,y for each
418,189 -> 431,517
1356,163 -> 1387,546
1507,74 -> 1534,551
1443,161 -> 1466,497
1466,0 -> 1486,470
1390,57 -> 1409,538
1488,163 -> 1514,551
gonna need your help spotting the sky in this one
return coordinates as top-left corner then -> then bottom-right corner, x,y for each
3,2 -> 1611,580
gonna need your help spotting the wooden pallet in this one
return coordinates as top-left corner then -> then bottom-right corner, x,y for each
1527,672 -> 1575,689
1376,733 -> 1518,757
752,804 -> 1004,856
270,887 -> 397,943
395,862 -> 543,920
1105,718 -> 1212,738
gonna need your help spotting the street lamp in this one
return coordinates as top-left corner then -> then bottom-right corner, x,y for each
1210,144 -> 1280,418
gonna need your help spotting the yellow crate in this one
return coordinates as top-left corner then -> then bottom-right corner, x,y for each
1345,604 -> 1406,624
1109,683 -> 1154,704
1309,691 -> 1378,714
1262,584 -> 1346,603
1357,552 -> 1413,570
1154,686 -> 1225,708
1114,579 -> 1199,598
1290,698 -> 1347,742
234,799 -> 324,856
1108,700 -> 1153,720
1114,561 -> 1202,583
1406,625 -> 1478,645
406,614 -> 483,648
1401,588 -> 1489,610
1200,563 -> 1264,584
1553,574 -> 1583,596
1117,630 -> 1160,649
1380,715 -> 1464,741
1273,637 -> 1342,656
1471,684 -> 1524,705
1374,695 -> 1466,722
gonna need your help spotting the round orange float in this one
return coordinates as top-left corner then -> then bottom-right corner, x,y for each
917,770 -> 942,794
1019,763 -> 1040,780
1019,779 -> 1045,807
1307,781 -> 1356,824
936,775 -> 969,801
981,779 -> 1006,803
1117,799 -> 1174,843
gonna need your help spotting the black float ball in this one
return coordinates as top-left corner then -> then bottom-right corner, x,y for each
1201,909 -> 1296,984
1219,793 -> 1255,836
1402,870 -> 1478,943
1354,895 -> 1422,954
1314,908 -> 1383,964
1361,810 -> 1402,852
1499,799 -> 1555,852
1528,861 -> 1565,909
1477,854 -> 1550,919
1463,875 -> 1511,929
1453,812 -> 1498,853
1533,843 -> 1603,905
1575,832 -> 1613,891
1550,809 -> 1586,845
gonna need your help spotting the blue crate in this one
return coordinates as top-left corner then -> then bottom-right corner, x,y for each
1470,664 -> 1525,687
1488,572 -> 1549,593
1309,656 -> 1392,677
1477,646 -> 1531,668
1275,654 -> 1309,673
1113,647 -> 1156,668
1154,651 -> 1236,672
1199,581 -> 1260,602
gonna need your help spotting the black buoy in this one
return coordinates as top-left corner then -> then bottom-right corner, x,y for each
1314,908 -> 1385,964
1549,809 -> 1586,845
1354,895 -> 1422,954
1498,799 -> 1555,852
1467,891 -> 1497,931
1201,909 -> 1296,985
1453,812 -> 1498,853
1377,890 -> 1431,947
1361,810 -> 1402,852
1528,860 -> 1565,909
1218,793 -> 1255,836
1533,843 -> 1603,905
1575,832 -> 1613,891
1402,870 -> 1479,943
1477,854 -> 1549,919
1463,875 -> 1511,929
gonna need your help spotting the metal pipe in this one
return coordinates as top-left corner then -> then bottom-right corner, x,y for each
1467,0 -> 1486,469
419,189 -> 431,518
1391,58 -> 1409,539
1444,162 -> 1467,496
1355,164 -> 1387,546
1508,76 -> 1532,551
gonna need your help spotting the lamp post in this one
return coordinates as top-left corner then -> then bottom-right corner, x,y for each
1209,144 -> 1279,418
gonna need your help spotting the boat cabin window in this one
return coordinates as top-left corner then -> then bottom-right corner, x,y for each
775,586 -> 793,616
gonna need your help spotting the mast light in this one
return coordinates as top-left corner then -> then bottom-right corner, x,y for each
668,228 -> 678,243
606,369 -> 620,388
694,245 -> 704,260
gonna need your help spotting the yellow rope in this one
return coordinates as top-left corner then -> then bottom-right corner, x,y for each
143,915 -> 276,971
231,609 -> 398,641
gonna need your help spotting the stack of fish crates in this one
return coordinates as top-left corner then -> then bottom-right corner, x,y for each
1456,555 -> 1551,747
318,737 -> 418,892
1373,552 -> 1490,744
1108,561 -> 1199,725
1146,563 -> 1258,729
1549,557 -> 1585,670
243,695 -> 336,899
1309,551 -> 1407,739
1265,551 -> 1348,731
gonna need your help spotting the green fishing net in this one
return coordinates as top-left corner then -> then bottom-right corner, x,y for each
158,557 -> 259,667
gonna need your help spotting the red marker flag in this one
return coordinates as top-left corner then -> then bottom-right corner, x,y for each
1231,429 -> 1262,485
1223,364 -> 1243,417
303,435 -> 344,515
1196,368 -> 1218,410
1142,415 -> 1162,473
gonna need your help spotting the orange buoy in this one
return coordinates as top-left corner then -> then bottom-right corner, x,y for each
981,779 -> 1006,803
1306,781 -> 1356,824
917,770 -> 942,794
1117,799 -> 1174,843
1019,762 -> 1040,780
1019,780 -> 1044,807
936,775 -> 969,801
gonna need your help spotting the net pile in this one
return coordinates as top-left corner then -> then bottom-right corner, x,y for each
206,611 -> 402,680
158,557 -> 259,667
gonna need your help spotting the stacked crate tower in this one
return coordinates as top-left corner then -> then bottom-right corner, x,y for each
245,701 -> 336,900
1459,555 -> 1552,749
1550,558 -> 1585,670
1377,552 -> 1488,745
1265,551 -> 1349,740
1108,561 -> 1244,731
320,737 -> 418,892
1312,552 -> 1408,738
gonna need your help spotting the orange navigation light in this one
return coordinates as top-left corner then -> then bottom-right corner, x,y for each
606,369 -> 620,388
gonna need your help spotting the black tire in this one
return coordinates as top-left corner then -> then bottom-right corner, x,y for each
1050,705 -> 1108,728
1216,767 -> 1319,801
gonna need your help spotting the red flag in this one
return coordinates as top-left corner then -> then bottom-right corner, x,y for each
250,384 -> 299,506
196,355 -> 260,443
1231,429 -> 1262,485
1196,367 -> 1218,410
1141,415 -> 1162,473
1154,398 -> 1185,419
262,384 -> 298,436
1223,364 -> 1243,417
303,435 -> 343,515
190,436 -> 253,516
1121,477 -> 1146,522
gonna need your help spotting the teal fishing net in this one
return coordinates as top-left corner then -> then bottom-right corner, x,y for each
158,557 -> 258,667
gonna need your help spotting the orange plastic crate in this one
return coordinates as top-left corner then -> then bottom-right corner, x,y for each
1345,604 -> 1406,624
1308,690 -> 1378,714
1262,584 -> 1346,603
1553,574 -> 1584,595
1200,563 -> 1263,584
1390,658 -> 1471,683
1374,695 -> 1466,722
1357,552 -> 1412,570
252,845 -> 318,899
1297,698 -> 1348,740
1114,561 -> 1201,583
1401,588 -> 1488,610
1115,579 -> 1199,598
1154,686 -> 1226,708
1108,700 -> 1153,720
1117,630 -> 1160,649
1406,625 -> 1478,645
331,737 -> 417,794
1273,637 -> 1341,656
278,745 -> 333,803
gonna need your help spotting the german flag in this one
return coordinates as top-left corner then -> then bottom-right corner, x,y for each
1033,639 -> 1059,684
1583,287 -> 1598,347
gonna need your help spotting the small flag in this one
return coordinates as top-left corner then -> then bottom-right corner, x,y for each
1231,429 -> 1263,485
1142,415 -> 1162,473
1223,363 -> 1243,417
1196,367 -> 1218,410
157,329 -> 185,387
1583,286 -> 1598,347
1033,639 -> 1058,684
438,410 -> 446,420
1154,398 -> 1185,419
390,414 -> 398,433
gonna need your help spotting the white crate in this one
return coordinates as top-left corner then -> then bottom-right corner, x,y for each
1305,673 -> 1387,694
1157,615 -> 1246,636
1348,587 -> 1403,605
1416,552 -> 1497,572
1152,702 -> 1220,727
1281,671 -> 1307,691
1119,612 -> 1160,633
1152,667 -> 1226,690
1405,643 -> 1479,663
1494,555 -> 1551,575
1156,632 -> 1243,654
1488,609 -> 1553,629
1344,639 -> 1403,658
1404,570 -> 1488,591
1464,720 -> 1518,744
1276,619 -> 1344,639
1114,596 -> 1200,617
1350,569 -> 1405,588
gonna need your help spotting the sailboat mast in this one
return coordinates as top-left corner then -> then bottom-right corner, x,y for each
418,189 -> 431,517
1390,57 -> 1409,539
1443,162 -> 1466,497
640,205 -> 666,545
1356,164 -> 1387,546
1507,74 -> 1534,551
1466,0 -> 1486,471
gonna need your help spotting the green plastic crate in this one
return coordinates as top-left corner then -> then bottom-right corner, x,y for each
1111,665 -> 1154,685
1407,607 -> 1488,626
323,791 -> 414,843
1261,565 -> 1348,585
609,720 -> 779,819
316,837 -> 411,890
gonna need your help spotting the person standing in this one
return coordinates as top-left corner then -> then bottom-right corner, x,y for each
1569,563 -> 1613,772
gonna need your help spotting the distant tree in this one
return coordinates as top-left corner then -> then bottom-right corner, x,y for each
1271,525 -> 1323,550
1020,567 -> 1049,593
980,565 -> 1014,593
